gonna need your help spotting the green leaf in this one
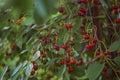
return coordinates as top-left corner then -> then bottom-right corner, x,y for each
57,65 -> 66,78
25,63 -> 33,76
113,56 -> 120,66
87,62 -> 104,80
100,0 -> 108,8
32,51 -> 40,61
15,35 -> 22,49
11,63 -> 23,76
109,40 -> 120,52
0,66 -> 8,80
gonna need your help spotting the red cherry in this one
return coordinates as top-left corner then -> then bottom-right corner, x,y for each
103,66 -> 108,72
69,59 -> 76,65
92,38 -> 98,43
6,53 -> 12,57
69,41 -> 75,46
80,25 -> 85,29
82,0 -> 89,4
78,11 -> 85,16
79,8 -> 88,13
115,18 -> 120,24
86,44 -> 91,49
54,45 -> 60,51
66,24 -> 73,29
11,44 -> 17,49
89,43 -> 95,48
112,9 -> 119,15
31,70 -> 35,76
61,44 -> 68,50
104,51 -> 110,55
60,60 -> 65,65
68,68 -> 74,73
93,0 -> 101,5
66,58 -> 70,63
33,65 -> 39,71
77,0 -> 83,4
59,7 -> 65,14
84,35 -> 90,39
94,51 -> 100,56
42,53 -> 46,58
113,5 -> 119,9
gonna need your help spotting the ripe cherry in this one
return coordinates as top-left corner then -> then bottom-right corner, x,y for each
6,53 -> 12,57
59,7 -> 65,14
115,18 -> 120,24
42,53 -> 46,58
82,0 -> 89,4
94,51 -> 100,56
61,44 -> 68,50
68,68 -> 74,73
31,70 -> 35,76
78,11 -> 85,16
66,24 -> 73,29
69,59 -> 76,65
54,45 -> 60,51
79,8 -> 88,13
104,51 -> 110,55
103,66 -> 108,72
80,25 -> 85,29
113,5 -> 119,9
92,38 -> 97,43
33,65 -> 39,71
60,60 -> 65,65
112,9 -> 119,15
83,35 -> 90,39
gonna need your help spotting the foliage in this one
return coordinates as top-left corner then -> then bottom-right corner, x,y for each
0,0 -> 120,80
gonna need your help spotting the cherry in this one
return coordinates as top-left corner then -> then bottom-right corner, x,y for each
77,0 -> 83,4
11,44 -> 17,49
31,70 -> 35,76
94,51 -> 100,56
92,38 -> 97,43
54,45 -> 60,51
68,40 -> 75,46
115,18 -> 120,24
83,35 -> 90,39
104,51 -> 110,55
60,60 -> 65,65
89,43 -> 95,48
93,0 -> 101,5
78,11 -> 85,16
33,65 -> 39,71
77,58 -> 83,65
66,24 -> 73,29
80,25 -> 85,29
59,7 -> 65,14
68,68 -> 74,73
113,5 -> 119,9
82,0 -> 89,4
69,59 -> 76,65
42,53 -> 46,58
112,9 -> 119,15
82,30 -> 88,35
61,44 -> 68,50
79,8 -> 88,13
66,58 -> 70,63
103,66 -> 108,72
6,53 -> 12,57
